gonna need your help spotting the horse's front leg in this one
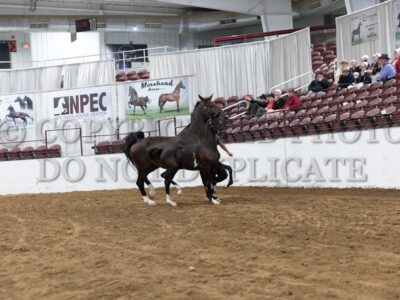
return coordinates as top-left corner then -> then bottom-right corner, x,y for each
161,169 -> 179,207
199,167 -> 219,205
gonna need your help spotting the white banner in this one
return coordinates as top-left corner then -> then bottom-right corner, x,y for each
351,11 -> 379,45
124,76 -> 190,120
51,86 -> 113,121
0,93 -> 35,129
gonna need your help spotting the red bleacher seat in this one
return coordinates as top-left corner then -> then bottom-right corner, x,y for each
126,71 -> 139,81
48,144 -> 61,158
21,146 -> 35,159
35,145 -> 48,159
138,69 -> 150,79
0,148 -> 9,161
111,140 -> 124,153
8,147 -> 21,160
95,141 -> 111,155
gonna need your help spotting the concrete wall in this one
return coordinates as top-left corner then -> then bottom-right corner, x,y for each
1,126 -> 400,196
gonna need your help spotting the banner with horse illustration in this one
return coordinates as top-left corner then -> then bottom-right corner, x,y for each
350,10 -> 379,45
124,75 -> 190,120
50,86 -> 113,121
0,93 -> 35,129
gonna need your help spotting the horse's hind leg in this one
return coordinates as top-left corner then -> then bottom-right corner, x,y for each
161,169 -> 179,207
171,180 -> 182,196
137,174 -> 156,206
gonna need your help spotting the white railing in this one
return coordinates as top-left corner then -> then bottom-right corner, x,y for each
0,46 -> 177,70
269,71 -> 313,93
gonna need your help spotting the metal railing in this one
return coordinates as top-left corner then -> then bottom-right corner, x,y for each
0,46 -> 177,71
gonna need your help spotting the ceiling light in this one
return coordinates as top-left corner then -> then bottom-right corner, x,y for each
133,26 -> 138,31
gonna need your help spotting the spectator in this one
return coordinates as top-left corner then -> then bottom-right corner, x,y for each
377,53 -> 396,82
272,89 -> 286,110
368,53 -> 381,75
335,59 -> 350,82
361,55 -> 369,69
245,94 -> 269,115
338,68 -> 354,89
349,59 -> 358,74
308,72 -> 331,93
356,63 -> 372,84
392,49 -> 400,71
283,88 -> 300,111
244,95 -> 258,116
394,48 -> 400,77
265,94 -> 275,112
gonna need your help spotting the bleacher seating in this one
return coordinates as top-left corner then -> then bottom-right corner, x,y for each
116,69 -> 150,82
0,144 -> 62,162
219,78 -> 400,144
93,140 -> 124,155
311,41 -> 336,81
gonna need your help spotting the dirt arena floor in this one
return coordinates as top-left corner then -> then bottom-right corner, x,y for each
0,187 -> 400,300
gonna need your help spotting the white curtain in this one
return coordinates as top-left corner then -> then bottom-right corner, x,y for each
336,0 -> 395,63
149,28 -> 312,98
0,60 -> 115,94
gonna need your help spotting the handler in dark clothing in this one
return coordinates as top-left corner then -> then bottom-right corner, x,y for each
338,68 -> 354,89
308,72 -> 331,92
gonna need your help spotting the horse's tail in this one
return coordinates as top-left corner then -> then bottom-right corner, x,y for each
123,131 -> 145,164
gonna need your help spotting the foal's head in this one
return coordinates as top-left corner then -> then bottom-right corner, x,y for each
193,95 -> 228,132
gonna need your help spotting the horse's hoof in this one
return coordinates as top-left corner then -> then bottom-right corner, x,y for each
176,185 -> 182,196
166,199 -> 177,207
211,199 -> 221,205
146,199 -> 157,206
143,196 -> 156,206
166,195 -> 177,207
148,189 -> 156,199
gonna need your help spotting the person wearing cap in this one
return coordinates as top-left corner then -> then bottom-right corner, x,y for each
377,54 -> 396,82
338,68 -> 355,89
282,88 -> 300,111
245,94 -> 269,116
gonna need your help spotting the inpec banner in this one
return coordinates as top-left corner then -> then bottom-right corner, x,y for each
124,75 -> 190,120
51,86 -> 113,121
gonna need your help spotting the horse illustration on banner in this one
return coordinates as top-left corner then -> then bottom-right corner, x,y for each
6,105 -> 34,126
128,86 -> 149,114
159,80 -> 186,114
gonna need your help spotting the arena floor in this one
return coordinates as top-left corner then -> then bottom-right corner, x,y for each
0,187 -> 399,300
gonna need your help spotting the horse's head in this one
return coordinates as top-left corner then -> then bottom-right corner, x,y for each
7,105 -> 13,111
129,86 -> 137,97
194,94 -> 228,133
14,97 -> 22,103
178,80 -> 186,89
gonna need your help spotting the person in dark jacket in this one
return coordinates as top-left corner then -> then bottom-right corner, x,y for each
338,68 -> 355,89
245,94 -> 269,115
272,89 -> 286,110
308,72 -> 331,93
356,63 -> 372,84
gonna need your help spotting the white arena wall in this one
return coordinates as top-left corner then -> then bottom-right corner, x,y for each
1,126 -> 399,196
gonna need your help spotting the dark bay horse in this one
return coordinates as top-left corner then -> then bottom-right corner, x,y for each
6,105 -> 33,125
124,95 -> 230,206
159,80 -> 186,114
14,96 -> 33,110
128,86 -> 149,114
